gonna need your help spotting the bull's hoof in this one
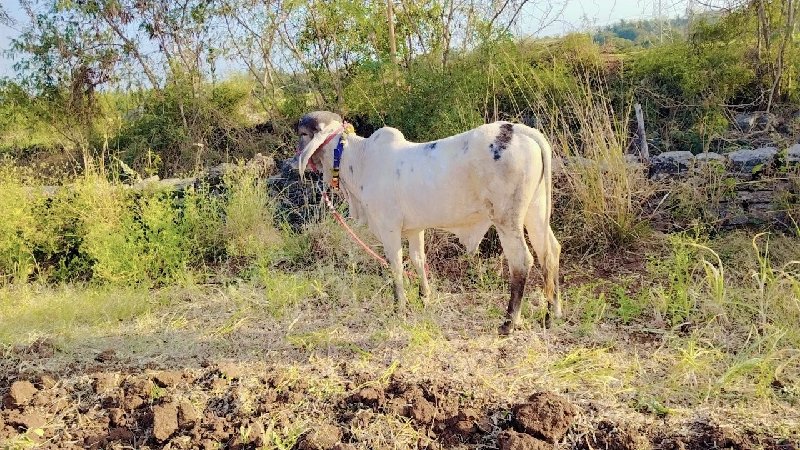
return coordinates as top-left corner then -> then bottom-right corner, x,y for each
498,321 -> 515,336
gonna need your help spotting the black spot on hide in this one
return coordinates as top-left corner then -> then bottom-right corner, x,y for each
491,123 -> 514,161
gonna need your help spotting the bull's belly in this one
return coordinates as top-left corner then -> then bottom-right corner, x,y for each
400,205 -> 489,231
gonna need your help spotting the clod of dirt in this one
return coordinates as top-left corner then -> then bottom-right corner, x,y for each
332,444 -> 357,450
122,394 -> 146,411
385,397 -> 408,415
660,420 -> 749,450
12,338 -> 55,359
152,402 -> 179,442
208,416 -> 231,441
348,387 -> 384,409
498,429 -> 553,450
107,426 -> 134,442
153,370 -> 184,387
95,349 -> 117,363
39,375 -> 57,389
126,378 -> 155,399
217,362 -> 244,380
108,408 -> 125,427
3,380 -> 38,409
577,420 -> 652,450
439,408 -> 494,446
512,392 -> 577,443
5,409 -> 46,431
448,408 -> 492,435
92,373 -> 120,394
298,424 -> 343,450
396,385 -> 436,424
178,400 -> 199,428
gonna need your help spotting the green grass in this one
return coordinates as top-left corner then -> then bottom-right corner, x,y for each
0,284 -> 160,344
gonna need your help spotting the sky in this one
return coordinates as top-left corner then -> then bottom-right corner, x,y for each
0,0 -> 692,79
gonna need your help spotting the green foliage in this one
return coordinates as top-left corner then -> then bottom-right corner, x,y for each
0,158 -> 296,287
221,165 -> 277,259
0,164 -> 40,283
112,78 -> 255,175
648,234 -> 698,325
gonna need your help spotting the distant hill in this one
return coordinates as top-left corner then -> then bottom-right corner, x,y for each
592,12 -> 721,48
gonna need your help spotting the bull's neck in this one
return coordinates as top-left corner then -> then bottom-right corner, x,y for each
337,134 -> 366,197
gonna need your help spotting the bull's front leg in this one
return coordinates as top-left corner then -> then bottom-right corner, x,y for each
381,230 -> 407,311
406,229 -> 431,302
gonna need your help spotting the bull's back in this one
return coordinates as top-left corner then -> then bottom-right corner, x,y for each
367,124 -> 541,229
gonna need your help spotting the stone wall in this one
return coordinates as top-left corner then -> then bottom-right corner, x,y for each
644,143 -> 800,229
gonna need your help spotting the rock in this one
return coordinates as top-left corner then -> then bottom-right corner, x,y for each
498,429 -> 552,450
734,112 -> 756,133
298,424 -> 342,450
152,402 -> 179,442
512,392 -> 578,444
727,147 -> 777,174
160,178 -> 197,191
247,152 -> 276,176
3,381 -> 38,409
694,152 -> 725,163
786,143 -> 800,165
649,151 -> 694,177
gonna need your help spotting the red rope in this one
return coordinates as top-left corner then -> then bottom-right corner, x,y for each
321,191 -> 418,279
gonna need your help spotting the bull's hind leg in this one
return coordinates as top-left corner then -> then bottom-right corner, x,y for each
495,223 -> 534,335
525,207 -> 562,328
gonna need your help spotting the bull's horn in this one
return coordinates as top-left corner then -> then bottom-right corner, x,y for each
297,121 -> 342,180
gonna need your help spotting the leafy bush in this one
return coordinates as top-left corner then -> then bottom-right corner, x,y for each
110,76 -> 261,175
0,163 -> 40,283
0,162 -> 273,286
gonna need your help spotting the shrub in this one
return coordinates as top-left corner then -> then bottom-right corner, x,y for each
0,163 -> 40,283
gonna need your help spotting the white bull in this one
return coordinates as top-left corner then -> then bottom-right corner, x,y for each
296,111 -> 561,334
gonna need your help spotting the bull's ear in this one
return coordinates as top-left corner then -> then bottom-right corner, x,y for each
297,121 -> 341,179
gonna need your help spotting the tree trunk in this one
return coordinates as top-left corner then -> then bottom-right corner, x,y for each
387,0 -> 397,65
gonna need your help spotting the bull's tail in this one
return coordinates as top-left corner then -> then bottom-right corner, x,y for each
514,125 -> 553,229
516,125 -> 561,325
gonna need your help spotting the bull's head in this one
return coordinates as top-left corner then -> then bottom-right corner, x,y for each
296,111 -> 343,180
